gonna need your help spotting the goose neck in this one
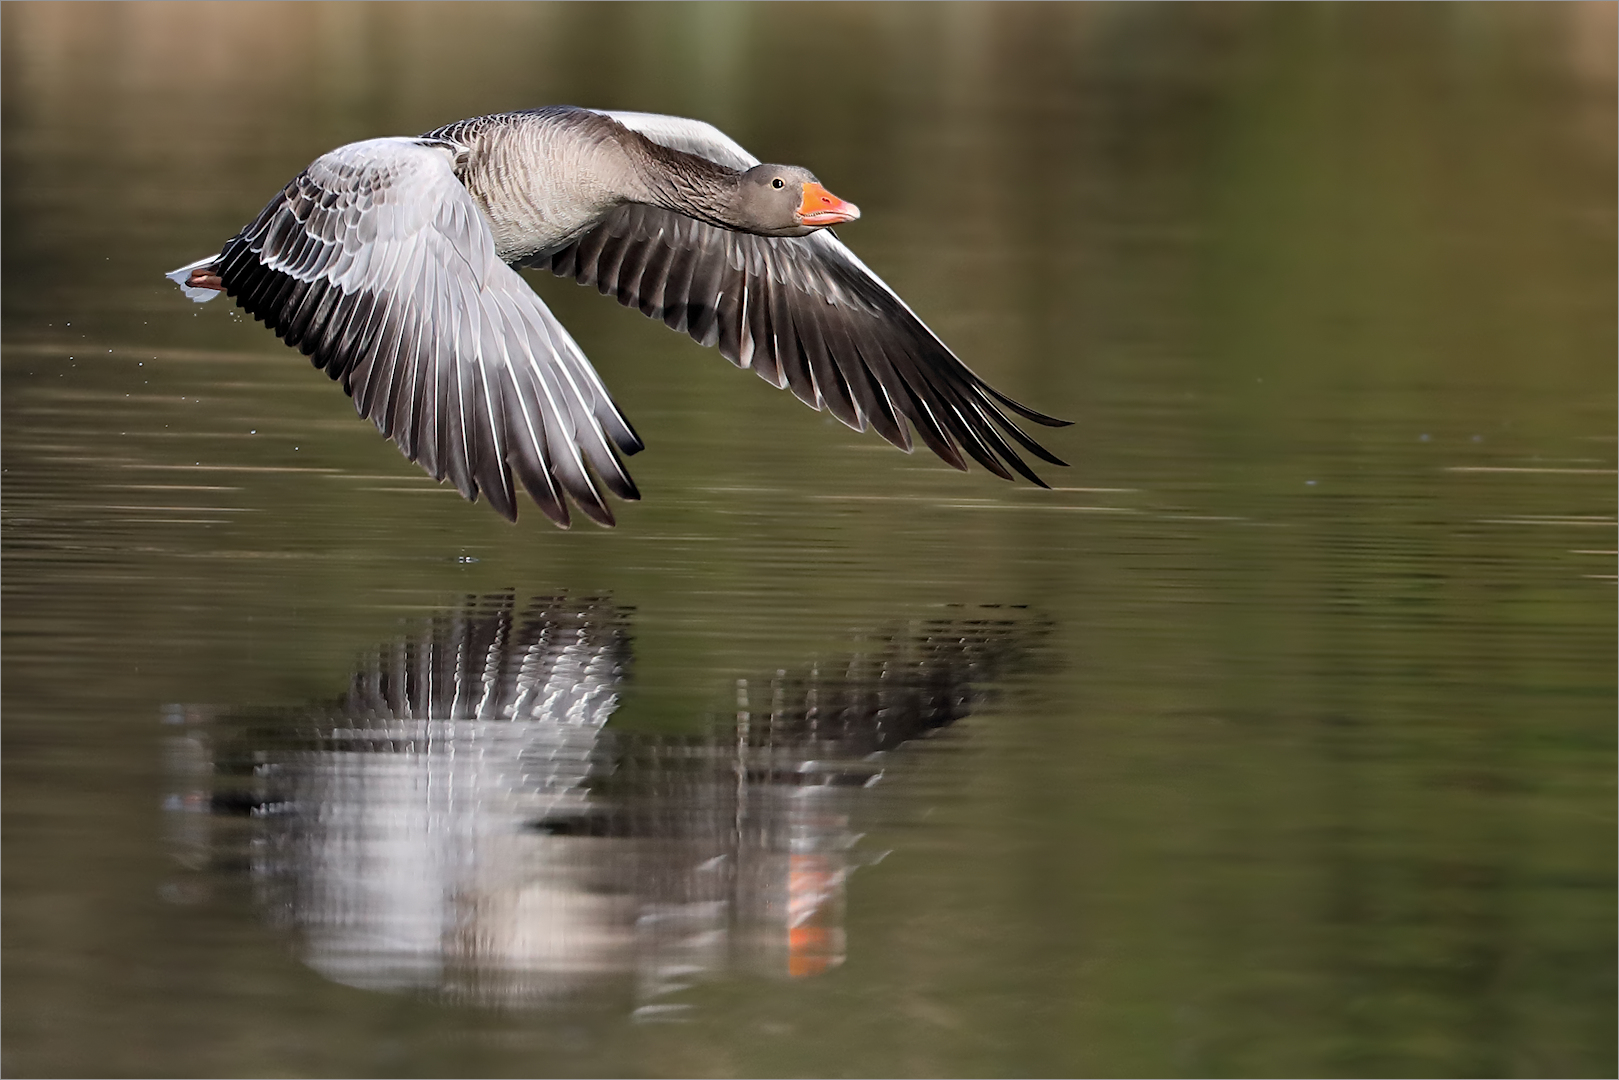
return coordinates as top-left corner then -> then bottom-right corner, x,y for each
631,141 -> 744,230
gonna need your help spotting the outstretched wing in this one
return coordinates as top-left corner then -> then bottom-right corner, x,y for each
533,110 -> 1069,485
196,137 -> 642,527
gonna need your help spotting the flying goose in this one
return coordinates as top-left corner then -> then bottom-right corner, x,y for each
168,106 -> 1068,527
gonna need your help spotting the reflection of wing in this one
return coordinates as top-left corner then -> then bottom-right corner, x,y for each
533,112 -> 1070,486
339,594 -> 628,727
211,138 -> 642,526
265,596 -> 633,995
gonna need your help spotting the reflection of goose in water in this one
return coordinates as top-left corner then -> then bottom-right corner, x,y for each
164,595 -> 1040,1010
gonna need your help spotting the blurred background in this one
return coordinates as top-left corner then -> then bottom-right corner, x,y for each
3,2 -> 1614,1076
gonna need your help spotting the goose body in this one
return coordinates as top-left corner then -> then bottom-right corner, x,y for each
168,106 -> 1067,526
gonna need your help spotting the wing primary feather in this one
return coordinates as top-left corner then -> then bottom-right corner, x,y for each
247,270 -> 293,326
515,299 -> 640,506
714,275 -> 745,367
937,394 -> 1018,482
778,283 -> 857,424
613,224 -> 660,314
514,320 -> 603,524
299,286 -> 344,367
589,439 -> 640,501
376,251 -> 430,440
752,279 -> 792,390
808,328 -> 861,430
590,228 -> 633,298
502,368 -> 572,526
804,318 -> 867,432
548,243 -> 579,280
248,263 -> 298,327
656,231 -> 700,332
836,331 -> 915,452
421,244 -> 461,455
422,254 -> 453,480
682,241 -> 727,348
367,239 -> 424,463
351,273 -> 406,425
980,383 -> 1074,427
965,399 -> 1052,487
473,371 -> 518,521
337,243 -> 401,401
923,359 -> 1065,471
918,366 -> 1026,481
526,347 -> 614,525
441,315 -> 477,500
452,276 -> 510,514
423,249 -> 484,464
634,229 -> 678,319
216,237 -> 253,282
880,346 -> 970,471
490,298 -> 576,526
290,278 -> 333,346
412,294 -> 442,479
327,288 -> 373,371
974,390 -> 1070,467
443,255 -> 480,500
462,277 -> 517,520
397,287 -> 436,463
569,226 -> 612,287
312,289 -> 360,373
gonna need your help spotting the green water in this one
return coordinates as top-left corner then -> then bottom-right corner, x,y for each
3,3 -> 1614,1077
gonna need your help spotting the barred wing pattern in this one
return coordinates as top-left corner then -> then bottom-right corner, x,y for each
211,137 -> 642,527
536,112 -> 1070,484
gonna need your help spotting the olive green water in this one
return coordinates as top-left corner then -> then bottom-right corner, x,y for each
3,3 -> 1614,1077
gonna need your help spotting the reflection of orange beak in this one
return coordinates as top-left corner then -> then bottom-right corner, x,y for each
786,853 -> 846,978
797,181 -> 860,227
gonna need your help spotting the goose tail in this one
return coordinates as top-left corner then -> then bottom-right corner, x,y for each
166,255 -> 225,303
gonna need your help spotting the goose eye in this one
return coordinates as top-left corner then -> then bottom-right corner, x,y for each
771,178 -> 785,189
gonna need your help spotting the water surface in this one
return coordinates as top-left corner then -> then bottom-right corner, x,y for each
3,4 -> 1614,1077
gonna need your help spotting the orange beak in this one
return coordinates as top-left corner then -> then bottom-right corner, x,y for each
797,181 -> 860,227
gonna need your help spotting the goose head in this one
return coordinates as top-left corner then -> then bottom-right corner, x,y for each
733,165 -> 860,237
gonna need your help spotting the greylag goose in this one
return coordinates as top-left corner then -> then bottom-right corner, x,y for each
167,106 -> 1068,527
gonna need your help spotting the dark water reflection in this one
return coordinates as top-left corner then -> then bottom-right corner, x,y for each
4,3 -> 1615,1078
165,597 -> 1038,1011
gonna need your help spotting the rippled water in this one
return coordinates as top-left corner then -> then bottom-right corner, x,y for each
3,4 -> 1614,1077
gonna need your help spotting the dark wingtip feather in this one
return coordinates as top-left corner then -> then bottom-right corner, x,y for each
482,472 -> 519,522
613,412 -> 646,456
984,384 -> 1072,427
536,495 -> 573,529
974,393 -> 1070,468
598,455 -> 642,502
574,496 -> 618,528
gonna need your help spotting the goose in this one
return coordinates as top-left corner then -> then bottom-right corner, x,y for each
167,106 -> 1068,527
